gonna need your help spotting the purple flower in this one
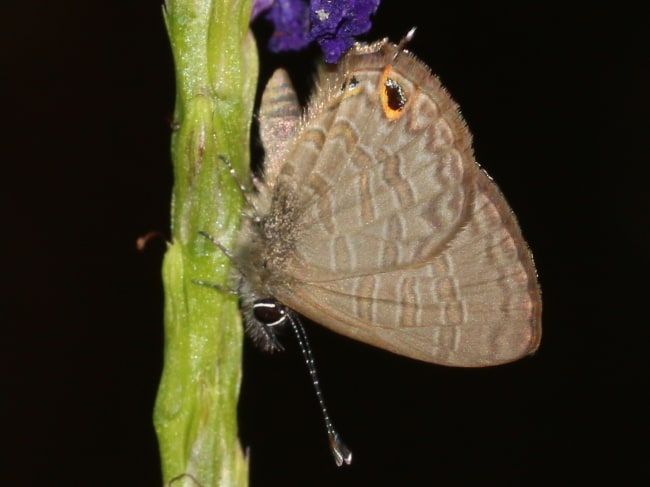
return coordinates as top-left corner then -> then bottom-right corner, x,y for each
253,0 -> 381,63
264,0 -> 312,53
309,0 -> 380,62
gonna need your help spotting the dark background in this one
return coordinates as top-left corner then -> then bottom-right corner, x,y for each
3,2 -> 645,486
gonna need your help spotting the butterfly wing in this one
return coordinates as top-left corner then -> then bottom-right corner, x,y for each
272,42 -> 475,281
259,68 -> 302,192
278,170 -> 541,366
261,40 -> 541,366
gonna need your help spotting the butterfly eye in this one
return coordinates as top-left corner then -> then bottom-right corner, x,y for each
252,299 -> 287,327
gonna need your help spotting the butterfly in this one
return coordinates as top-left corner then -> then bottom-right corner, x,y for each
228,33 -> 541,465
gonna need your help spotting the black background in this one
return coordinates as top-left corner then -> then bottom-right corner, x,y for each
3,2 -> 646,486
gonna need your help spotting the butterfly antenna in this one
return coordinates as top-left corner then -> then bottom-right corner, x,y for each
285,312 -> 353,466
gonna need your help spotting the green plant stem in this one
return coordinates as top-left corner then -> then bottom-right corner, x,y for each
154,1 -> 257,485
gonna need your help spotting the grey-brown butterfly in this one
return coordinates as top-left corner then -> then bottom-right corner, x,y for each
232,33 -> 541,465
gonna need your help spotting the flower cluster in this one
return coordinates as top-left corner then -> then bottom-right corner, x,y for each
253,0 -> 380,63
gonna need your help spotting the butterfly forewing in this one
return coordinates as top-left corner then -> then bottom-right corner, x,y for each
252,39 -> 541,367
